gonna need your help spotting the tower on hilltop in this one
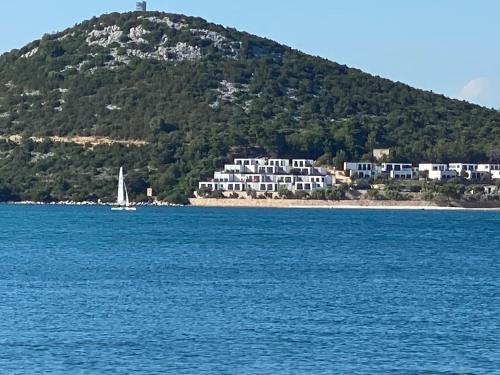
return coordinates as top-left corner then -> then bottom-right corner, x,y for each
136,1 -> 147,11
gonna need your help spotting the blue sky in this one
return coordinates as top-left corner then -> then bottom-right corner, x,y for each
1,0 -> 499,108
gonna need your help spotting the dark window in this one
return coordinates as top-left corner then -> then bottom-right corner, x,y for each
268,184 -> 273,191
297,184 -> 303,190
305,184 -> 311,190
260,184 -> 265,191
235,184 -> 240,190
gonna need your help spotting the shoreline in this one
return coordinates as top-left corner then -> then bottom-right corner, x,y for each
0,201 -> 183,207
189,198 -> 500,211
1,199 -> 500,211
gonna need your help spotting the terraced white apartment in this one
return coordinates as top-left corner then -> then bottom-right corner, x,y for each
199,158 -> 335,193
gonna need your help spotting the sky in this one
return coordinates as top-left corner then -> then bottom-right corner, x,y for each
1,0 -> 499,108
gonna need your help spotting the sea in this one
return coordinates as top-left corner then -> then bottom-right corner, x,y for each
0,205 -> 498,374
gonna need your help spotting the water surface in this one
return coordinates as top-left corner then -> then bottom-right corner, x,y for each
0,206 -> 499,374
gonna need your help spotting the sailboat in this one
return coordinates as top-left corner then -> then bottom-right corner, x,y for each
111,167 -> 137,211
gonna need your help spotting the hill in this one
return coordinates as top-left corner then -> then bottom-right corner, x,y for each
0,11 -> 499,202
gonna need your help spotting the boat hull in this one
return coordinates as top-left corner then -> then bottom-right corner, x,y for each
111,207 -> 137,211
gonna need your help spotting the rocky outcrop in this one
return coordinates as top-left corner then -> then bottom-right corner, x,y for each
86,25 -> 123,47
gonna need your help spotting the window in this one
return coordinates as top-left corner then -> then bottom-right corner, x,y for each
268,184 -> 273,191
304,184 -> 311,190
285,177 -> 292,183
228,184 -> 233,190
235,184 -> 240,190
297,184 -> 303,190
260,184 -> 265,191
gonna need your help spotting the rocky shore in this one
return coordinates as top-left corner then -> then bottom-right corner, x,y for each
3,201 -> 183,207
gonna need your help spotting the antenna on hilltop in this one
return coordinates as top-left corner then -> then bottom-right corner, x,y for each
136,1 -> 147,12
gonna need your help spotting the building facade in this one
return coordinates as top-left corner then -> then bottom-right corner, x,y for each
478,164 -> 500,179
343,162 -> 374,178
418,164 -> 455,180
199,158 -> 334,193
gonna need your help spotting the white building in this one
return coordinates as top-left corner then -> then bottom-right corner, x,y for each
379,163 -> 416,180
390,169 -> 417,180
199,158 -> 334,193
419,164 -> 457,180
449,163 -> 478,176
343,162 -> 374,178
379,163 -> 413,173
477,164 -> 500,179
449,163 -> 494,180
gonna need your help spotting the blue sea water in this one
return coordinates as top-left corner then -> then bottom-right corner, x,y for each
0,206 -> 499,374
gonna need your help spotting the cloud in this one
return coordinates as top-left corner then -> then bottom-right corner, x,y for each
457,77 -> 500,108
458,77 -> 489,101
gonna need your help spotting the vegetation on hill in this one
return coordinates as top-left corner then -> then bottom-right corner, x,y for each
0,11 -> 499,202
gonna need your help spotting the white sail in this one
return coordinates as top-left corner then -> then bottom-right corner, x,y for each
117,167 -> 126,206
112,167 -> 136,211
125,184 -> 130,207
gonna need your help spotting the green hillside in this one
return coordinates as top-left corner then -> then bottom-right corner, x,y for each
0,11 -> 499,202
